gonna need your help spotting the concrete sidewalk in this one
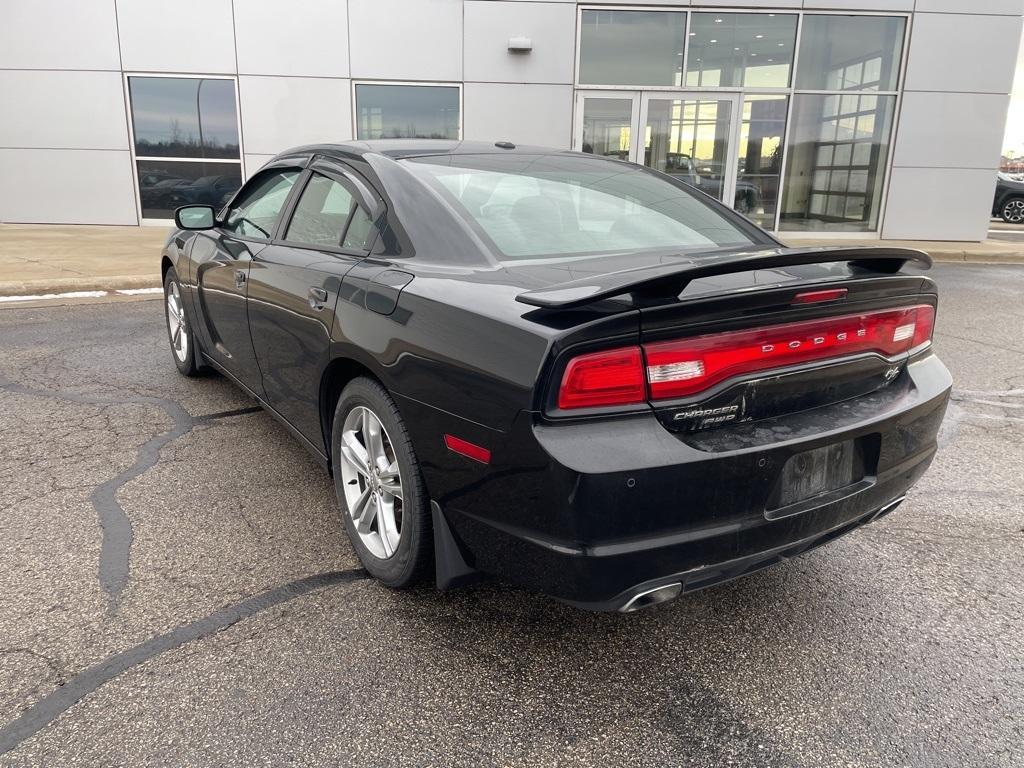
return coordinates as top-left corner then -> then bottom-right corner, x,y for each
0,224 -> 169,296
1,223 -> 1022,296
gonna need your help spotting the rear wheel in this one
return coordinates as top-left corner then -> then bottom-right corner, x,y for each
163,267 -> 199,377
331,377 -> 432,586
1001,197 -> 1024,223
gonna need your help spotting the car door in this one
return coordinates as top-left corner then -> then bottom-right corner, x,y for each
188,163 -> 304,394
246,159 -> 384,447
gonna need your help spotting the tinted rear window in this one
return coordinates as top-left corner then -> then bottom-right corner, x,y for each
402,153 -> 757,261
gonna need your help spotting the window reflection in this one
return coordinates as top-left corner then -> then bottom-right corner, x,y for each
644,98 -> 733,203
580,97 -> 633,160
686,13 -> 797,89
355,84 -> 460,140
795,15 -> 905,92
579,10 -> 685,86
736,96 -> 787,229
137,160 -> 242,220
780,94 -> 895,232
128,77 -> 240,159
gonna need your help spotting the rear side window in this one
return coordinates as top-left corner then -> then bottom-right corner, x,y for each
285,172 -> 377,251
222,169 -> 299,239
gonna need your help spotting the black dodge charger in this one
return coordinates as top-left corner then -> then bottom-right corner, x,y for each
161,140 -> 951,612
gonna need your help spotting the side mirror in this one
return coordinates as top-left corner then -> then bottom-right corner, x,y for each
175,205 -> 216,230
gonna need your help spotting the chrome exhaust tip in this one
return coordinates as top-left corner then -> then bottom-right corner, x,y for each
871,495 -> 907,522
620,582 -> 682,613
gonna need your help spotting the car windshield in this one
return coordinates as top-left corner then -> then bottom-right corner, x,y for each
402,153 -> 758,261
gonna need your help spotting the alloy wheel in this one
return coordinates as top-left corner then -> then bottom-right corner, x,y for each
166,281 -> 189,363
338,405 -> 404,559
1003,199 -> 1024,223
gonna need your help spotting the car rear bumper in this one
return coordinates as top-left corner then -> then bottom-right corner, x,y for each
431,352 -> 952,611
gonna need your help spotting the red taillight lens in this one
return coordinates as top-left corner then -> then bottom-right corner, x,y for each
911,304 -> 935,350
644,304 -> 935,400
557,346 -> 645,410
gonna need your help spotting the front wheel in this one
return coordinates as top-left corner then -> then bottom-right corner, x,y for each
1001,198 -> 1024,223
163,267 -> 199,377
331,377 -> 433,587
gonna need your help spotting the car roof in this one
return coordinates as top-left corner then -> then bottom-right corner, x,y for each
273,139 -> 569,163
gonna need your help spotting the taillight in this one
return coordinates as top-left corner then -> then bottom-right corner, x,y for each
556,305 -> 935,410
644,304 -> 935,400
557,347 -> 645,410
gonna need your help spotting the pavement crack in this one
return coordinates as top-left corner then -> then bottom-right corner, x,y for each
0,648 -> 66,687
1,373 -> 198,613
0,569 -> 367,757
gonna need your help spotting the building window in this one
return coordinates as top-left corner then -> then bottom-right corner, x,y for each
686,13 -> 797,89
737,95 -> 788,230
579,10 -> 686,87
355,83 -> 460,140
795,15 -> 905,92
127,76 -> 243,220
779,15 -> 905,232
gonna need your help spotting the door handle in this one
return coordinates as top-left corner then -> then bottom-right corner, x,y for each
308,287 -> 328,310
234,269 -> 247,289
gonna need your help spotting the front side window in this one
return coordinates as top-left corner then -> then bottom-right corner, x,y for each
285,172 -> 376,250
404,154 -> 757,261
222,170 -> 299,239
355,84 -> 460,140
128,76 -> 243,219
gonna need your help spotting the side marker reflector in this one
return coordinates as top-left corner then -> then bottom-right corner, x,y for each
444,434 -> 491,464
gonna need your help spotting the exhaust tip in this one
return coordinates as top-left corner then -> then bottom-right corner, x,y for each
872,495 -> 907,522
620,582 -> 682,613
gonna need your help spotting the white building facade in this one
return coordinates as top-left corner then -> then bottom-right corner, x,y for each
1,0 -> 1021,240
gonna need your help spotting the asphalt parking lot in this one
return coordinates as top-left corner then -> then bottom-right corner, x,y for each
1,263 -> 1022,767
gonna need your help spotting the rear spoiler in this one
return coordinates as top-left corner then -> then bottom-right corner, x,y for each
514,246 -> 932,310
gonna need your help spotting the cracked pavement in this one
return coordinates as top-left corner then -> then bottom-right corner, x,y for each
0,263 -> 1021,767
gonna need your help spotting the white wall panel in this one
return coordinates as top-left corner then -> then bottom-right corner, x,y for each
0,0 -> 121,70
239,77 -> 351,155
914,0 -> 1024,14
904,13 -> 1022,94
349,0 -> 462,81
464,2 -> 577,84
0,149 -> 137,225
881,167 -> 995,240
463,83 -> 572,148
894,92 -> 1008,170
803,0 -> 912,10
117,0 -> 237,74
244,154 -> 277,179
699,0 -> 799,6
0,71 -> 129,151
235,0 -> 350,77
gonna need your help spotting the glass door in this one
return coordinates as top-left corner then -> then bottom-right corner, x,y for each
638,92 -> 741,206
574,91 -> 641,163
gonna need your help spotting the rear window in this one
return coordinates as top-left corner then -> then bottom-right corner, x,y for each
402,153 -> 757,261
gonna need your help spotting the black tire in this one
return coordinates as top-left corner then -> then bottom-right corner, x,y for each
163,267 -> 200,377
1000,197 -> 1024,224
331,377 -> 433,587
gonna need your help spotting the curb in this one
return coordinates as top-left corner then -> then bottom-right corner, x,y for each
1,252 -> 1021,298
0,274 -> 161,297
928,251 -> 1024,264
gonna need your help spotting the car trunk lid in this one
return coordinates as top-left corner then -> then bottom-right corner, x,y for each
529,246 -> 936,434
